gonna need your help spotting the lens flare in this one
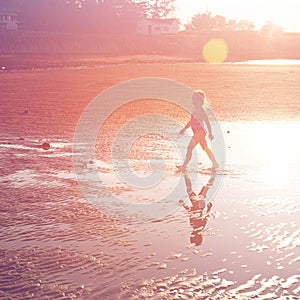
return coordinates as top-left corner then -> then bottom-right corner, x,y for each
203,38 -> 229,63
73,77 -> 225,223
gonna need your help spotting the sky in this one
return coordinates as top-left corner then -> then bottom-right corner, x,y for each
175,0 -> 300,32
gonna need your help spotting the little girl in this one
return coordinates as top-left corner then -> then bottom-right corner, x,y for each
178,90 -> 218,171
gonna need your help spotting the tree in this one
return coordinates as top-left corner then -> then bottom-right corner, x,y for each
143,0 -> 176,19
211,15 -> 226,30
18,0 -> 77,32
15,0 -> 177,33
187,12 -> 256,32
117,1 -> 146,32
189,13 -> 213,31
0,0 -> 22,9
236,19 -> 255,31
225,19 -> 237,31
261,21 -> 283,37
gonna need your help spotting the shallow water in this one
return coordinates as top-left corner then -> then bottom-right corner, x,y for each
0,64 -> 300,299
233,59 -> 300,65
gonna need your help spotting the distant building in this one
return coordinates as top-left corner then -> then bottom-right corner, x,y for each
0,8 -> 18,30
137,18 -> 179,35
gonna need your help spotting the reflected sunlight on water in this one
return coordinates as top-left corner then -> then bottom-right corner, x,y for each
234,59 -> 300,65
254,123 -> 299,163
251,122 -> 299,187
257,164 -> 292,187
224,121 -> 300,166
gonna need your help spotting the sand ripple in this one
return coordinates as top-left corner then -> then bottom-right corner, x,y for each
115,271 -> 300,300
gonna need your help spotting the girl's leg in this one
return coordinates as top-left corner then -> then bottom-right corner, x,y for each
198,134 -> 219,168
184,173 -> 193,195
181,137 -> 197,171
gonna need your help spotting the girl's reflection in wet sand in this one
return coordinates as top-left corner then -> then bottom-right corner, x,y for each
180,172 -> 217,246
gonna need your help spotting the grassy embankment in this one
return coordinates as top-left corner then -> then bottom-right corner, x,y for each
0,30 -> 299,70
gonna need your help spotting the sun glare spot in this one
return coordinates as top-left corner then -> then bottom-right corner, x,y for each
202,38 -> 228,63
254,123 -> 299,187
258,164 -> 291,187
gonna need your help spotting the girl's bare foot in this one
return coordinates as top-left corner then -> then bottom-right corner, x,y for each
176,165 -> 187,173
212,163 -> 219,169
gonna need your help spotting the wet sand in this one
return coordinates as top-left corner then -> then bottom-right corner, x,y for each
0,63 -> 300,299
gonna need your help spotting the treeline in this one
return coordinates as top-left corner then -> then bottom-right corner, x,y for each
187,13 -> 255,32
186,12 -> 285,36
1,0 -> 285,36
1,29 -> 299,61
0,0 -> 176,33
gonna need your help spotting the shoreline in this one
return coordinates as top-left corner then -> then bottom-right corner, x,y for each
1,53 -> 300,72
0,54 -> 197,72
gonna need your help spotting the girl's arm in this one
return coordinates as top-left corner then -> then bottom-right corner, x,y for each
179,120 -> 191,135
203,114 -> 214,140
207,202 -> 213,213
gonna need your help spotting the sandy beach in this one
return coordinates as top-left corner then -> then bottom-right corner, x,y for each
0,61 -> 299,299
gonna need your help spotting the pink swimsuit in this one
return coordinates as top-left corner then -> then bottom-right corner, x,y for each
191,113 -> 206,134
